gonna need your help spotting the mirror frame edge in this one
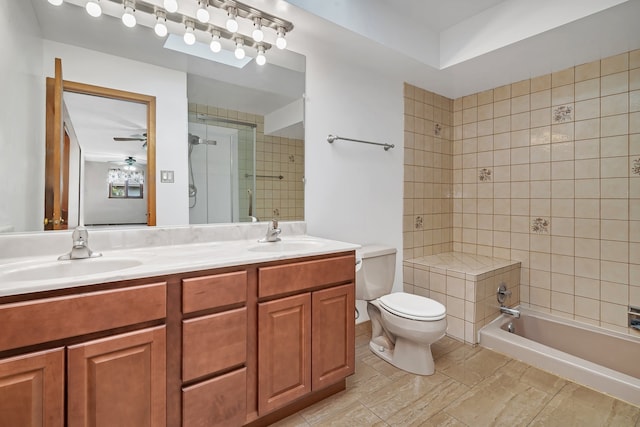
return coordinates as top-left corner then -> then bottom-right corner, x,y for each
62,80 -> 157,227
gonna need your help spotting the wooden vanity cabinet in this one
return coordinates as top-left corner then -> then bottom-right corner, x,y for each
0,282 -> 167,427
257,255 -> 356,416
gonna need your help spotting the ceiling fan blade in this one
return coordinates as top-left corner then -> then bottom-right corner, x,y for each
113,137 -> 146,141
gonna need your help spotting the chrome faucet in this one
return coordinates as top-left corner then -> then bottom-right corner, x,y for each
496,283 -> 520,318
500,306 -> 521,318
259,219 -> 281,243
58,226 -> 102,260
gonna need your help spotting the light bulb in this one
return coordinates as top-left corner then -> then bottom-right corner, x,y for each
196,1 -> 209,23
225,7 -> 238,33
252,18 -> 264,42
234,40 -> 245,60
163,0 -> 178,13
276,27 -> 287,49
256,47 -> 266,66
154,12 -> 168,37
85,0 -> 101,17
209,32 -> 221,53
122,6 -> 136,28
183,21 -> 196,45
48,0 -> 63,6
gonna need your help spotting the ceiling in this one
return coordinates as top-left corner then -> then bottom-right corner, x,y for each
32,0 -> 640,101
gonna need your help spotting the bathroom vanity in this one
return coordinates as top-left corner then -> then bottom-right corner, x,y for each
0,226 -> 357,426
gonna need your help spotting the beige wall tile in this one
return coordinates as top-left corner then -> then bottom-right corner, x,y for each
601,52 -> 628,76
575,60 -> 601,82
575,79 -> 600,101
601,72 -> 629,96
552,68 -> 575,87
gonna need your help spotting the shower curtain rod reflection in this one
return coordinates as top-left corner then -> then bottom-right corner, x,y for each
327,134 -> 395,151
195,113 -> 258,128
245,173 -> 284,180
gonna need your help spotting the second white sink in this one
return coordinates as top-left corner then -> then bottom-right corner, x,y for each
247,239 -> 324,253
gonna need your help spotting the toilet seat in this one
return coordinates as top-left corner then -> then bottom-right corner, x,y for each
379,292 -> 446,321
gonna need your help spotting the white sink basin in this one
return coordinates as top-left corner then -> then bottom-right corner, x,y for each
247,240 -> 325,253
0,257 -> 143,282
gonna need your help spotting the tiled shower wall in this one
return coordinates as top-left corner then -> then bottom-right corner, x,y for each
404,49 -> 640,337
402,84 -> 454,261
189,103 -> 304,222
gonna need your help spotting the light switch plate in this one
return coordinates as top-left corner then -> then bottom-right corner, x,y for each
160,170 -> 174,183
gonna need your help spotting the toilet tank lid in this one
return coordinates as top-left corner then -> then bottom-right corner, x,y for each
356,245 -> 397,259
379,292 -> 446,321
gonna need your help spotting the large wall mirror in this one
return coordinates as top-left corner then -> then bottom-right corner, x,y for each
0,0 -> 305,234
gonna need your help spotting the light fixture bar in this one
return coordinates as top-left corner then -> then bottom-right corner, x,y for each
101,0 -> 275,51
208,0 -> 294,32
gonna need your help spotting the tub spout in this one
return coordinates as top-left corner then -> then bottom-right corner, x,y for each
500,306 -> 520,318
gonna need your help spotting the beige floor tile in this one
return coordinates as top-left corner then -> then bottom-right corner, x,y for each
437,346 -> 510,386
529,383 -> 640,427
364,373 -> 451,420
282,321 -> 639,427
383,378 -> 469,426
306,401 -> 386,426
416,411 -> 468,427
444,370 -> 552,426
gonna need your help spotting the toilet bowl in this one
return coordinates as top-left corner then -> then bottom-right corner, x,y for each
356,245 -> 447,375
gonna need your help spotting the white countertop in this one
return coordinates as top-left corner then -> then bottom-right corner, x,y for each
0,234 -> 359,297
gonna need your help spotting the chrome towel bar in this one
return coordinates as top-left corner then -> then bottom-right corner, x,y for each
245,173 -> 284,180
327,134 -> 394,151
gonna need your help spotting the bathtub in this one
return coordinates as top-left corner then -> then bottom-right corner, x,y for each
480,307 -> 640,407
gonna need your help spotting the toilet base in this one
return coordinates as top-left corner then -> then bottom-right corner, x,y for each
368,337 -> 435,376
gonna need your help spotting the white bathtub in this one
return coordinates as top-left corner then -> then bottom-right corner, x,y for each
480,307 -> 640,407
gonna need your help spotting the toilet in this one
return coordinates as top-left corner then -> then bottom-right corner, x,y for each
356,245 -> 447,375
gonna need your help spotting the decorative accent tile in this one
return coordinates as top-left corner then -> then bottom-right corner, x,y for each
272,208 -> 280,217
288,155 -> 295,163
552,105 -> 573,123
479,168 -> 492,182
415,216 -> 424,229
633,158 -> 640,176
531,217 -> 550,234
434,123 -> 442,136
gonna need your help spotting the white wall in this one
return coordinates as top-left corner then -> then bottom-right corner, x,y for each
303,47 -> 405,294
0,1 -> 43,232
83,161 -> 147,225
42,41 -> 189,226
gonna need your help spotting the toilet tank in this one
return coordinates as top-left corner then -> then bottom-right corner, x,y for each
355,245 -> 397,300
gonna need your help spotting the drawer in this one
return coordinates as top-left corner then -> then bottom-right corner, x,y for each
182,271 -> 247,314
182,307 -> 247,382
0,283 -> 166,352
258,254 -> 355,299
182,368 -> 246,427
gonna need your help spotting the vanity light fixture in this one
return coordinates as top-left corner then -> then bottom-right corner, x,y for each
252,17 -> 264,42
121,0 -> 137,28
255,45 -> 266,66
234,38 -> 245,59
196,0 -> 210,23
183,20 -> 196,45
163,0 -> 178,13
275,26 -> 287,49
225,7 -> 239,33
48,0 -> 64,6
85,0 -> 102,17
209,30 -> 222,53
154,10 -> 168,37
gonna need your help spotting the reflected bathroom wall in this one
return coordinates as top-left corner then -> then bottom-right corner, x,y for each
188,113 -> 256,224
188,104 -> 305,223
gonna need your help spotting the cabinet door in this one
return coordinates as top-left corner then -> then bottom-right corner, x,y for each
67,326 -> 166,427
0,348 -> 64,427
312,284 -> 356,389
258,293 -> 311,415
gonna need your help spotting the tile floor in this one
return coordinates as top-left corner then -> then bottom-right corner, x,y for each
273,322 -> 640,427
